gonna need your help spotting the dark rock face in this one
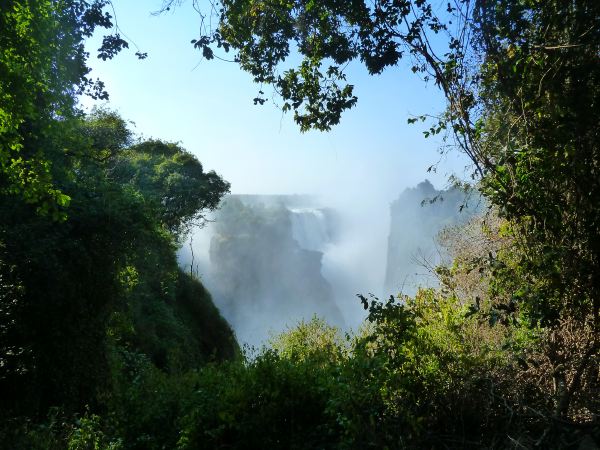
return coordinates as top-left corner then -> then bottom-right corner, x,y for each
384,180 -> 477,295
207,196 -> 344,344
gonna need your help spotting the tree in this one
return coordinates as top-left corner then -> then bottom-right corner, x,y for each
473,1 -> 600,326
1,1 -> 134,410
0,0 -> 132,217
1,0 -> 235,420
110,138 -> 230,236
0,107 -> 232,417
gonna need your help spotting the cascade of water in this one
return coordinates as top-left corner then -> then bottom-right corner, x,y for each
288,208 -> 330,251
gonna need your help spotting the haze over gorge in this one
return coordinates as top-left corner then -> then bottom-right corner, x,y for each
179,181 -> 475,345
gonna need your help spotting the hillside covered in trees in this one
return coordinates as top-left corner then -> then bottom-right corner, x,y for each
1,0 -> 599,449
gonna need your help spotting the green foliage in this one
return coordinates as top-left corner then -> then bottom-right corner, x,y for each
269,317 -> 348,364
173,271 -> 239,363
80,107 -> 133,161
2,281 -> 592,448
177,320 -> 349,449
0,106 -> 235,423
169,288 -> 594,448
176,293 -> 531,449
0,409 -> 122,450
0,1 -> 128,215
111,139 -> 230,236
103,348 -> 201,449
67,414 -> 123,450
1,4 -> 234,426
473,1 -> 600,326
345,291 -> 513,447
178,352 -> 340,450
0,408 -> 66,450
185,0 -> 455,131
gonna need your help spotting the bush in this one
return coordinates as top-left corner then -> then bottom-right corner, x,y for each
177,294 -> 529,449
177,321 -> 347,449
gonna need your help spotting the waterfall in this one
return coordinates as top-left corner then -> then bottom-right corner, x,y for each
289,208 -> 330,251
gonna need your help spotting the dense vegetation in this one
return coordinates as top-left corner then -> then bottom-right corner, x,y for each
1,0 -> 599,449
1,2 -> 236,447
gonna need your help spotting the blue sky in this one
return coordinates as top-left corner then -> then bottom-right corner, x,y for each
81,1 -> 470,202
